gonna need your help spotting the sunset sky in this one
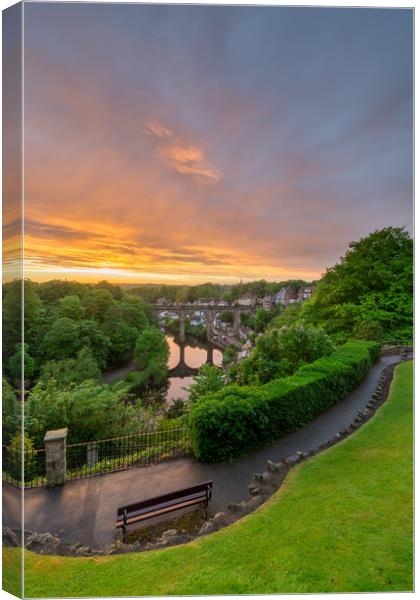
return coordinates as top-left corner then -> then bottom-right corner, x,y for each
15,4 -> 413,283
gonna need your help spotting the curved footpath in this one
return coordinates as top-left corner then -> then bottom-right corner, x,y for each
3,353 -> 406,548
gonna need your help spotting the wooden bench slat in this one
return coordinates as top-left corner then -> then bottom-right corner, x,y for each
116,496 -> 207,528
117,480 -> 213,516
116,480 -> 213,536
117,491 -> 207,522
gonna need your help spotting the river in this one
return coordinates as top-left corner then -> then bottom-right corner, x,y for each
165,335 -> 223,403
103,334 -> 223,405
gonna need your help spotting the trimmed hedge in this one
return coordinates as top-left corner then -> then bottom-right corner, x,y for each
189,341 -> 380,462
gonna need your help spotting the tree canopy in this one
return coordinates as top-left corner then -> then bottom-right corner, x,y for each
302,227 -> 413,342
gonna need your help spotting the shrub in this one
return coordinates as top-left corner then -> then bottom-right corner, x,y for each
189,341 -> 380,462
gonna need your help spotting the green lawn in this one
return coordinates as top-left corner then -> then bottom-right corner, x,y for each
5,361 -> 413,597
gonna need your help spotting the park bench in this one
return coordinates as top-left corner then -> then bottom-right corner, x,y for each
116,480 -> 213,538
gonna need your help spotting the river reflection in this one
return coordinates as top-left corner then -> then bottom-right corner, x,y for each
166,335 -> 222,403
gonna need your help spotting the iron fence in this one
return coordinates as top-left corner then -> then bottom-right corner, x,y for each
66,426 -> 192,480
2,444 -> 46,488
2,426 -> 192,487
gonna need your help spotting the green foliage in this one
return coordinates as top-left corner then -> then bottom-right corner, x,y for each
108,322 -> 139,366
39,317 -> 81,361
25,379 -> 142,446
56,295 -> 85,320
188,364 -> 225,404
302,227 -> 413,342
131,327 -> 169,390
222,345 -> 237,366
220,310 -> 233,324
235,324 -> 335,385
2,378 -> 20,443
8,343 -> 36,383
190,341 -> 380,462
83,288 -> 116,321
255,308 -> 272,332
39,347 -> 100,388
134,327 -> 169,371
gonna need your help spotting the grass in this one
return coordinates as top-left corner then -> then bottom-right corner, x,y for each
4,361 -> 413,597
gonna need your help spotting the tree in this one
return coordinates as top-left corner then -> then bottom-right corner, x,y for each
39,347 -> 100,388
188,364 -> 225,404
108,322 -> 139,366
235,324 -> 335,385
25,379 -> 141,446
56,295 -> 85,320
78,320 -> 110,369
220,310 -> 233,324
3,279 -> 44,365
255,308 -> 272,332
8,343 -> 36,384
133,327 -> 169,388
302,227 -> 413,342
39,317 -> 80,362
2,378 -> 20,443
83,288 -> 115,321
134,327 -> 169,371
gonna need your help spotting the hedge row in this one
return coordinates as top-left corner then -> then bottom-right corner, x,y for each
189,341 -> 380,462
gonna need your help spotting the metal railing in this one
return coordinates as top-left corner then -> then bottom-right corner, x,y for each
2,444 -> 46,488
66,426 -> 192,480
3,426 -> 192,488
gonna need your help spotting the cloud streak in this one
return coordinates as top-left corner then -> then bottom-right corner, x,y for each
146,119 -> 221,184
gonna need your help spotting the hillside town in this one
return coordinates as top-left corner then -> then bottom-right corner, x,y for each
155,284 -> 315,356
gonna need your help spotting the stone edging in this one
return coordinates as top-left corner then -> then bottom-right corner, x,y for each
3,355 -> 410,557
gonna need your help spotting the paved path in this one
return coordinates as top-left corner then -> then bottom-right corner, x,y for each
3,354 -> 403,548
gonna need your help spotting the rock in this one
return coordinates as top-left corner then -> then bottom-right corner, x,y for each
25,531 -> 61,554
132,541 -> 142,551
282,455 -> 299,465
260,471 -> 273,484
2,527 -> 20,547
253,472 -> 263,481
160,529 -> 178,539
227,500 -> 248,514
213,512 -> 228,527
198,521 -> 216,536
75,545 -> 92,556
246,495 -> 265,511
144,542 -> 156,551
266,459 -> 281,473
248,482 -> 262,496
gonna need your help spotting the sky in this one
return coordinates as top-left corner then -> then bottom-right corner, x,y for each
9,4 -> 414,284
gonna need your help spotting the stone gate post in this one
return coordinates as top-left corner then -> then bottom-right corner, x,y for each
44,428 -> 68,487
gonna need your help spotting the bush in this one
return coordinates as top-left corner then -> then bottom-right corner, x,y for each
189,341 -> 380,462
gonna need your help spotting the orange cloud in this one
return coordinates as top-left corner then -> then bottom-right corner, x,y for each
146,118 -> 221,184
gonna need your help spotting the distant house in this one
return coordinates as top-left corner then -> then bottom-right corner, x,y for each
234,293 -> 257,306
262,295 -> 274,310
274,288 -> 288,305
156,297 -> 169,306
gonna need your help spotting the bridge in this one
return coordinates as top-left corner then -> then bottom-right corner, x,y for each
153,303 -> 256,343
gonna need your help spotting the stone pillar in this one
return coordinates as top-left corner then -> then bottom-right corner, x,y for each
179,342 -> 185,366
233,310 -> 241,333
44,428 -> 68,487
179,315 -> 186,343
206,311 -> 213,341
